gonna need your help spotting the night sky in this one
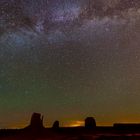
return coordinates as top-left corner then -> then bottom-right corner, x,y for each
0,0 -> 140,128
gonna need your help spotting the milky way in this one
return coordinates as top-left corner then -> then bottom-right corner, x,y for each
0,0 -> 140,128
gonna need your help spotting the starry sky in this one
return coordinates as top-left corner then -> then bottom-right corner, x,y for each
0,0 -> 140,128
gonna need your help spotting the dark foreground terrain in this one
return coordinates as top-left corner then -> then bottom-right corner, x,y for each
1,127 -> 140,140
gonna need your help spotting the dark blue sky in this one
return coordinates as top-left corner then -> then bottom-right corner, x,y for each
0,0 -> 140,128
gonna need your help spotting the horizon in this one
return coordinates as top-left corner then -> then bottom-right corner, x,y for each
2,113 -> 140,129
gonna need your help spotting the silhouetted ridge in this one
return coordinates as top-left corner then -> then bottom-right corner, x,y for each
1,113 -> 140,139
114,123 -> 140,131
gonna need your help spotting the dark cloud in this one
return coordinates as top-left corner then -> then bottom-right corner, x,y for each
0,1 -> 33,30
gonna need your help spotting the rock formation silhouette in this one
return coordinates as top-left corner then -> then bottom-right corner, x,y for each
85,117 -> 96,129
52,121 -> 59,129
52,121 -> 59,131
27,112 -> 44,132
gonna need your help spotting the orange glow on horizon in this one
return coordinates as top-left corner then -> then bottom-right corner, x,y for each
4,116 -> 140,129
64,121 -> 84,127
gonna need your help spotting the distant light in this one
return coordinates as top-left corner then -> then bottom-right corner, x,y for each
66,121 -> 84,127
